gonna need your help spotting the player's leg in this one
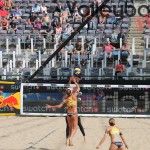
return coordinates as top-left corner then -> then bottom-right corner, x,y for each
78,116 -> 86,142
68,114 -> 78,146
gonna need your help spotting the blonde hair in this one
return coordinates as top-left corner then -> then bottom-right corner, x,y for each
109,118 -> 115,126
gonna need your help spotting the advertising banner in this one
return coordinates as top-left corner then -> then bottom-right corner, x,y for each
21,83 -> 150,116
0,82 -> 20,115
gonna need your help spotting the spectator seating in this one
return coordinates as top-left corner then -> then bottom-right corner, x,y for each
0,0 -> 145,80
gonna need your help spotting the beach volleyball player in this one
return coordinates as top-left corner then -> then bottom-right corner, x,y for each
65,76 -> 86,144
46,76 -> 80,146
96,118 -> 128,150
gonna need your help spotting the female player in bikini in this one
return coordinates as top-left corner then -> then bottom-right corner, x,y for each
96,118 -> 128,150
46,76 -> 79,146
65,77 -> 86,144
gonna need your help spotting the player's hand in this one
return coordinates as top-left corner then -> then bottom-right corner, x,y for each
46,104 -> 52,108
75,77 -> 80,82
69,76 -> 74,82
72,76 -> 76,82
96,146 -> 99,149
125,144 -> 129,149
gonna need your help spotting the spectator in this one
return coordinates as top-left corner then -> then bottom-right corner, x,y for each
42,14 -> 51,28
61,19 -> 67,30
121,41 -> 130,58
28,12 -> 37,26
0,21 -> 2,31
1,17 -> 9,31
35,20 -> 42,30
51,18 -> 58,28
115,60 -> 125,79
99,8 -> 109,24
64,41 -> 74,54
26,27 -> 37,47
4,0 -> 13,10
13,7 -> 22,19
0,0 -> 4,9
44,22 -> 54,41
110,30 -> 118,43
55,2 -> 64,13
75,41 -> 85,54
110,29 -> 119,48
103,41 -> 115,58
0,7 -> 9,17
55,23 -> 62,42
97,90 -> 105,101
60,7 -> 69,23
40,3 -> 47,14
73,7 -> 82,22
26,18 -> 32,25
9,19 -> 17,33
58,40 -> 65,55
35,31 -> 42,45
87,16 -> 98,29
8,11 -> 14,19
118,29 -> 126,43
62,23 -> 74,40
67,0 -> 76,14
32,3 -> 40,13
107,16 -> 116,24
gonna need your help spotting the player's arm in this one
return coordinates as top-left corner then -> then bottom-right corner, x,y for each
46,98 -> 68,109
120,132 -> 128,149
72,76 -> 80,92
67,77 -> 72,88
96,128 -> 109,149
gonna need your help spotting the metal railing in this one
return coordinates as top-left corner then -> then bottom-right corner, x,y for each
0,74 -> 150,81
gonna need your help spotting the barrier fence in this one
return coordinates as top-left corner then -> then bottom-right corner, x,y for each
21,83 -> 150,118
0,81 -> 150,117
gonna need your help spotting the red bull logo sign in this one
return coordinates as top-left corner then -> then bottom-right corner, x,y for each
0,92 -> 20,109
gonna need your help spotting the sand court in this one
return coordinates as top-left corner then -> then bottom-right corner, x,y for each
0,116 -> 149,150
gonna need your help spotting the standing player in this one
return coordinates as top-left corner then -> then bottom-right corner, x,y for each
65,116 -> 86,144
96,118 -> 128,150
46,76 -> 79,146
65,76 -> 86,144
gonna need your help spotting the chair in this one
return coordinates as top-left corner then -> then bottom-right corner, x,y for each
90,68 -> 100,80
50,67 -> 57,78
25,24 -> 33,30
2,54 -> 10,63
60,67 -> 71,79
103,67 -> 114,79
16,30 -> 24,35
22,13 -> 30,19
80,29 -> 87,36
121,23 -> 129,29
88,29 -> 96,35
104,29 -> 113,34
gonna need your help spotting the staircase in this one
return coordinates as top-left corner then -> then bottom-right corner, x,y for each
127,1 -> 147,57
127,17 -> 144,56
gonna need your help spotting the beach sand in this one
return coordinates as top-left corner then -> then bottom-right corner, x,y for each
0,116 -> 149,150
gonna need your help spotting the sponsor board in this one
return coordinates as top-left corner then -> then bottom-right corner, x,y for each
0,82 -> 20,115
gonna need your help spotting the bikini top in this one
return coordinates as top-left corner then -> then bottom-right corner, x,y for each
66,95 -> 77,107
109,126 -> 121,136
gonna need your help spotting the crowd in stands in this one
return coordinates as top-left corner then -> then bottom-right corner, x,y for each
0,0 -> 134,79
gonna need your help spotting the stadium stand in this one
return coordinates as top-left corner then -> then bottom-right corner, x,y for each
0,0 -> 149,80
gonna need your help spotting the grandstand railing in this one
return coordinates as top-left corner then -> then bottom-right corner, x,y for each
1,74 -> 150,81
